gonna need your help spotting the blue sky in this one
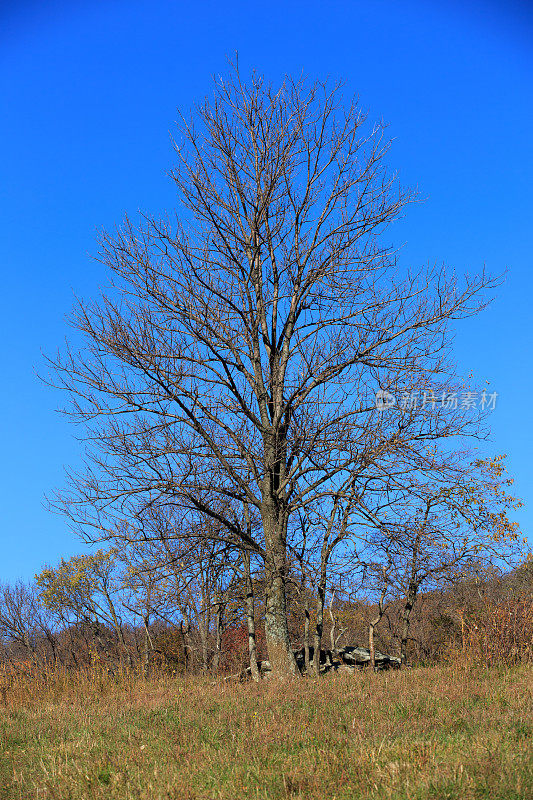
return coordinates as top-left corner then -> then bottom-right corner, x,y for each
1,0 -> 531,582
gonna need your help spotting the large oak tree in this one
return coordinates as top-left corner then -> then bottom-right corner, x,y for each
48,68 -> 495,678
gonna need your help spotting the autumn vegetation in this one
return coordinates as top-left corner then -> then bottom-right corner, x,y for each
1,547 -> 532,681
1,661 -> 532,799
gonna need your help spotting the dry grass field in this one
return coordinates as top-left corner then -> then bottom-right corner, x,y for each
1,663 -> 532,800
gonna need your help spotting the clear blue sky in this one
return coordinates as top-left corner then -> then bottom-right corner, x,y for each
1,0 -> 531,582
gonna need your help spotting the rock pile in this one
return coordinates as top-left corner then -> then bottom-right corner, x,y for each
243,645 -> 401,678
294,645 -> 401,673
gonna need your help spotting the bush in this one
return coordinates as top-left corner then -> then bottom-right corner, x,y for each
450,598 -> 533,666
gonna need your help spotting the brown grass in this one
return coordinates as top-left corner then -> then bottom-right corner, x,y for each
1,661 -> 532,799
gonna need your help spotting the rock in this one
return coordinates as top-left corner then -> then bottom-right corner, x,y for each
338,646 -> 371,665
338,646 -> 402,670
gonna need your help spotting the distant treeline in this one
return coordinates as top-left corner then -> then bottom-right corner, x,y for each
1,554 -> 531,676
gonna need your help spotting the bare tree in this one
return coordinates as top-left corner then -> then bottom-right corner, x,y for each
47,66 -> 495,678
0,581 -> 56,663
119,548 -> 172,675
358,455 -> 524,665
124,509 -> 243,672
366,561 -> 395,671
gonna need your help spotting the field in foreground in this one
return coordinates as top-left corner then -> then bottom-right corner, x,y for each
0,664 -> 532,800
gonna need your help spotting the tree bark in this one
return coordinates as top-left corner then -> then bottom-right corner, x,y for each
264,567 -> 297,677
400,581 -> 419,666
263,544 -> 298,677
244,550 -> 261,681
262,498 -> 298,678
200,628 -> 209,672
312,487 -> 350,675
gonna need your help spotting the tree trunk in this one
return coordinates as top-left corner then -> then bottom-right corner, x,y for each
369,566 -> 390,672
180,617 -> 192,672
400,581 -> 419,666
262,501 -> 298,679
244,551 -> 260,681
212,600 -> 224,673
312,491 -> 342,676
198,597 -> 211,672
119,625 -> 133,669
329,591 -> 344,656
313,584 -> 325,676
399,529 -> 423,666
264,566 -> 297,677
22,631 -> 36,660
142,616 -> 153,677
90,620 -> 113,663
197,617 -> 209,672
369,619 -> 377,672
304,597 -> 310,673
44,629 -> 59,665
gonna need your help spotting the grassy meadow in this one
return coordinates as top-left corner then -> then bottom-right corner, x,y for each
1,663 -> 532,800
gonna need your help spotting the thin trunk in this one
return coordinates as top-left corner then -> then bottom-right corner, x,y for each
180,617 -> 192,672
400,581 -> 419,666
369,619 -> 377,671
329,593 -> 336,652
399,525 -> 424,666
312,484 -> 351,676
198,591 -> 211,672
313,523 -> 332,676
142,615 -> 153,677
313,584 -> 325,676
369,569 -> 389,672
244,551 -> 260,681
119,624 -> 133,669
200,623 -> 209,672
44,629 -> 59,665
212,600 -> 224,673
22,631 -> 36,659
90,620 -> 113,663
328,591 -> 344,656
304,597 -> 310,673
67,624 -> 79,667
